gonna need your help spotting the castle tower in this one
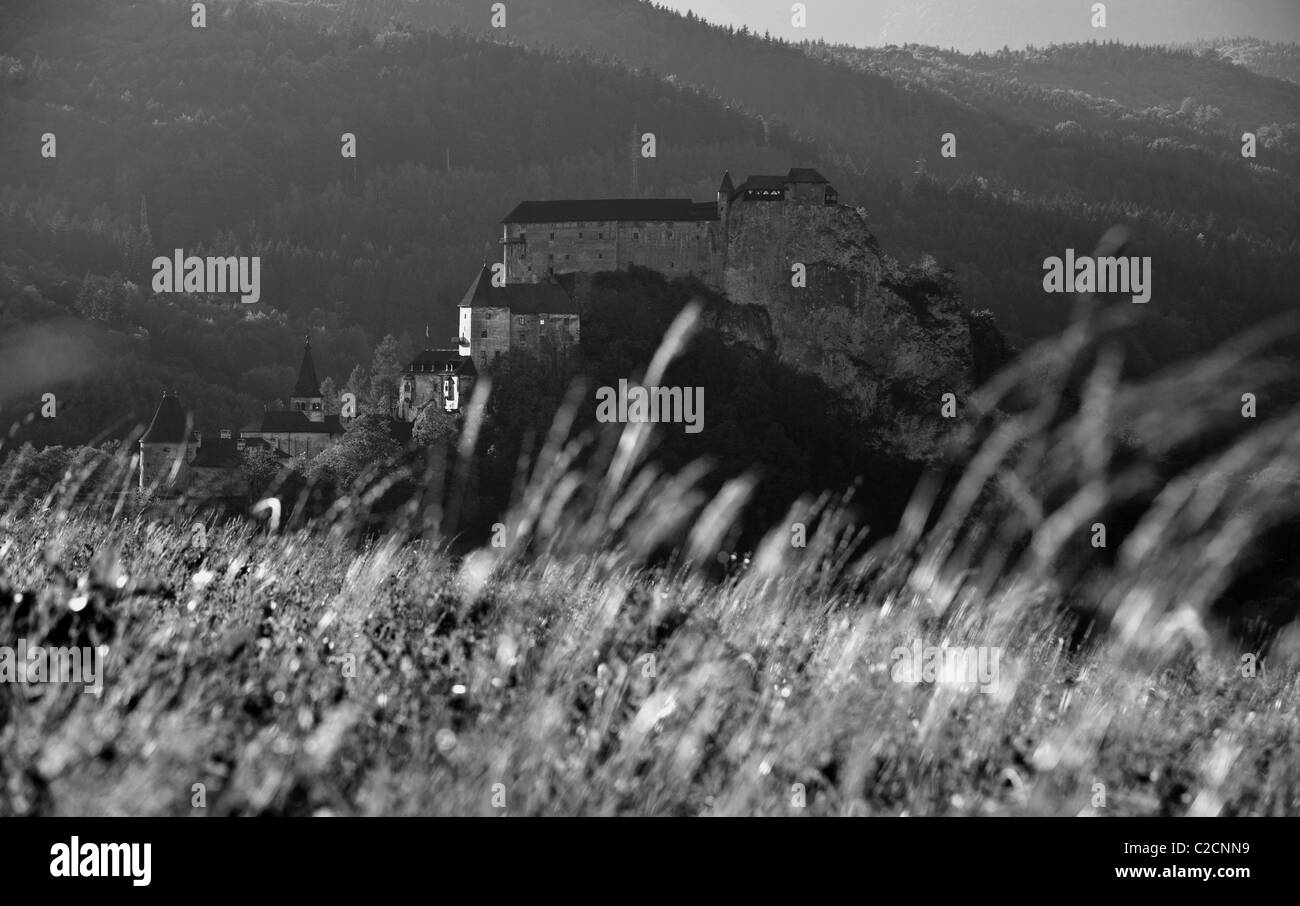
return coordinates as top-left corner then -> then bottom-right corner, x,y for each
290,335 -> 324,423
717,170 -> 735,270
139,391 -> 192,492
458,302 -> 472,357
717,170 -> 734,223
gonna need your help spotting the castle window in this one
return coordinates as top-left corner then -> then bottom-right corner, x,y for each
565,254 -> 571,260
632,232 -> 639,239
480,329 -> 487,339
578,232 -> 583,239
666,230 -> 673,239
598,233 -> 603,239
549,232 -> 555,240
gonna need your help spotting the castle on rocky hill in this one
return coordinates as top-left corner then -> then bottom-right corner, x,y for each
456,166 -> 841,370
140,165 -> 901,495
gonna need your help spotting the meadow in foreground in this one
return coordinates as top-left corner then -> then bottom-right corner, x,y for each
3,280 -> 1300,816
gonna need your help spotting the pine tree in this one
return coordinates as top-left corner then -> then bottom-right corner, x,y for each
368,334 -> 403,416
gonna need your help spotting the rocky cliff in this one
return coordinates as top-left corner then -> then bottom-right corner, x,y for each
723,201 -> 1005,460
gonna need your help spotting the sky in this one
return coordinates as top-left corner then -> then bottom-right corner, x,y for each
652,0 -> 1300,52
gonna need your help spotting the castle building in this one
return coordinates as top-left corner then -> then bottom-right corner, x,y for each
397,349 -> 477,420
140,166 -> 845,494
240,337 -> 345,458
450,167 -> 842,375
500,197 -> 723,287
457,264 -> 580,373
497,167 -> 838,289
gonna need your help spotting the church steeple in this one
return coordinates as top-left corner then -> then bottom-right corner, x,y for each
290,335 -> 325,422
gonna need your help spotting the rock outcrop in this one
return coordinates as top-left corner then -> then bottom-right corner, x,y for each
723,202 -> 1002,460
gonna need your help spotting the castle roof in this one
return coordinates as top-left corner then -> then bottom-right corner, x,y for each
244,411 -> 345,435
502,198 -> 718,224
292,337 -> 320,398
190,437 -> 242,468
786,167 -> 829,184
140,392 -> 189,444
736,175 -> 786,194
459,266 -> 579,315
731,168 -> 832,200
405,349 -> 478,375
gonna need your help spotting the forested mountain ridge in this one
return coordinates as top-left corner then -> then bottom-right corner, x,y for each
0,0 -> 829,445
1188,38 -> 1300,86
270,0 -> 1300,358
1,0 -> 1297,452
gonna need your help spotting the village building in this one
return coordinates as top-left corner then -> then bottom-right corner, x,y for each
239,337 -> 345,458
397,348 -> 477,420
138,338 -> 344,496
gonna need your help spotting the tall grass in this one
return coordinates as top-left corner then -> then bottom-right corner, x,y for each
2,246 -> 1299,815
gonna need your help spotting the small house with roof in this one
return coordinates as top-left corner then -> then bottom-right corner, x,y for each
239,337 -> 345,458
397,348 -> 477,420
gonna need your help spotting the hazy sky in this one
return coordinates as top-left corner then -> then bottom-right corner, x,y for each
653,0 -> 1300,52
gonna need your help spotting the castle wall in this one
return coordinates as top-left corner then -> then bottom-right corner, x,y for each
505,220 -> 721,286
508,312 -> 581,361
788,182 -> 829,205
469,305 -> 512,372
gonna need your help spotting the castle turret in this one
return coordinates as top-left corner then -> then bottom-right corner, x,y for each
139,391 -> 192,492
290,335 -> 324,423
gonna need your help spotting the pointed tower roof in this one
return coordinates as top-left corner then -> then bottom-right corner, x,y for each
292,335 -> 320,398
140,391 -> 188,444
719,170 -> 734,195
459,264 -> 490,307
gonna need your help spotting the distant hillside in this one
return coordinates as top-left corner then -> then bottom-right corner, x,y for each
869,0 -> 1300,52
812,41 -> 1300,144
653,0 -> 1300,52
272,1 -> 1300,360
0,0 -> 821,444
1187,38 -> 1300,86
